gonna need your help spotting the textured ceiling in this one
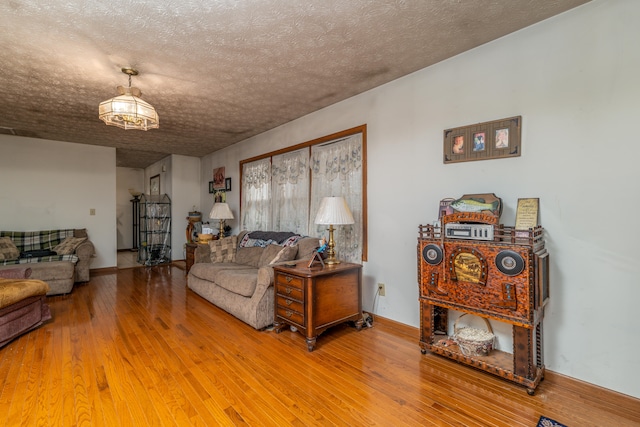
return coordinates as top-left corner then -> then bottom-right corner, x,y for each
0,0 -> 589,168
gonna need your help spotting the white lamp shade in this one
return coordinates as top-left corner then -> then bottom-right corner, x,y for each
314,197 -> 355,225
209,203 -> 234,220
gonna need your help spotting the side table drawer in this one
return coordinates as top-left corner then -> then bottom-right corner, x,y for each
276,295 -> 303,313
275,283 -> 304,301
276,273 -> 303,288
277,306 -> 304,326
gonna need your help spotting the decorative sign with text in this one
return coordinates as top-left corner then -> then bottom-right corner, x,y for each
515,198 -> 540,230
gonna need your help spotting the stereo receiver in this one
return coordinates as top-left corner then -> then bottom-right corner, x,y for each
444,223 -> 494,240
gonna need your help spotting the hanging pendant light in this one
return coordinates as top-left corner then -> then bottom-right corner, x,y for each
99,68 -> 159,130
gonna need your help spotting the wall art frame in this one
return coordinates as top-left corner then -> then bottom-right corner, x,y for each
443,116 -> 521,164
225,177 -> 232,192
150,174 -> 160,195
208,181 -> 215,194
213,167 -> 225,190
214,190 -> 226,203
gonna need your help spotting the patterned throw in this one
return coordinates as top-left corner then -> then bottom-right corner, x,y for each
0,229 -> 80,266
537,415 -> 568,427
0,278 -> 50,309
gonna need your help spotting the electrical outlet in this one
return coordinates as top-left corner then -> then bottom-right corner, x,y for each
378,283 -> 386,296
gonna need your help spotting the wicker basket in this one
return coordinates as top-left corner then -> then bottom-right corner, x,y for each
453,314 -> 495,357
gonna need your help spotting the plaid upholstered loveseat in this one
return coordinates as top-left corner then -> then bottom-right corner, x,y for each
0,229 -> 95,294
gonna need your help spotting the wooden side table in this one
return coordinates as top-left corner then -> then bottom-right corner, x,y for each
273,262 -> 363,351
185,243 -> 197,274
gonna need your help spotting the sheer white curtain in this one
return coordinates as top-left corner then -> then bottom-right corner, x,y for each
310,133 -> 363,263
271,149 -> 309,235
241,158 -> 272,231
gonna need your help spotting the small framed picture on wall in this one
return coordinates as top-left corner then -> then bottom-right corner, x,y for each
150,174 -> 160,195
213,167 -> 225,190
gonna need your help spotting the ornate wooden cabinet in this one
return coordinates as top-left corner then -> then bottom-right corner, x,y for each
417,212 -> 549,394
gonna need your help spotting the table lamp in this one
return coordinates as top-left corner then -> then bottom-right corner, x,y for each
209,203 -> 234,237
314,196 -> 355,264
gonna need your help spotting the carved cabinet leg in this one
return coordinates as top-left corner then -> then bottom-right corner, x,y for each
306,337 -> 317,352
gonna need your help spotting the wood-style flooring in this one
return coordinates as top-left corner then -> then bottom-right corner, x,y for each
1,264 -> 638,426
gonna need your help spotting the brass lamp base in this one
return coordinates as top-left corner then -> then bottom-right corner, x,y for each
324,224 -> 341,264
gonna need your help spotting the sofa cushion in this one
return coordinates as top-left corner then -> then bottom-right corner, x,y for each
215,268 -> 259,297
234,246 -> 264,267
190,261 -> 247,277
189,262 -> 259,297
259,244 -> 285,267
270,245 -> 298,264
0,238 -> 19,262
209,235 -> 238,263
53,236 -> 87,255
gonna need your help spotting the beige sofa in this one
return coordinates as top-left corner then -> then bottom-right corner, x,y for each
187,231 -> 319,329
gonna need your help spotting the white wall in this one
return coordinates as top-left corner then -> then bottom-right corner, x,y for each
116,167 -> 144,250
0,135 -> 116,268
201,0 -> 640,398
169,154 -> 201,260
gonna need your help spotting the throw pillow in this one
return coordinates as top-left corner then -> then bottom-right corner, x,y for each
258,244 -> 285,267
53,236 -> 87,255
270,245 -> 298,265
74,228 -> 88,238
0,237 -> 20,261
209,235 -> 238,263
234,247 -> 264,267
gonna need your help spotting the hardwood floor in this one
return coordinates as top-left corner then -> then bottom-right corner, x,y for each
1,265 -> 638,427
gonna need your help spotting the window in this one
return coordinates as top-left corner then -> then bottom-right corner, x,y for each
272,149 -> 310,235
240,125 -> 367,261
240,158 -> 271,231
